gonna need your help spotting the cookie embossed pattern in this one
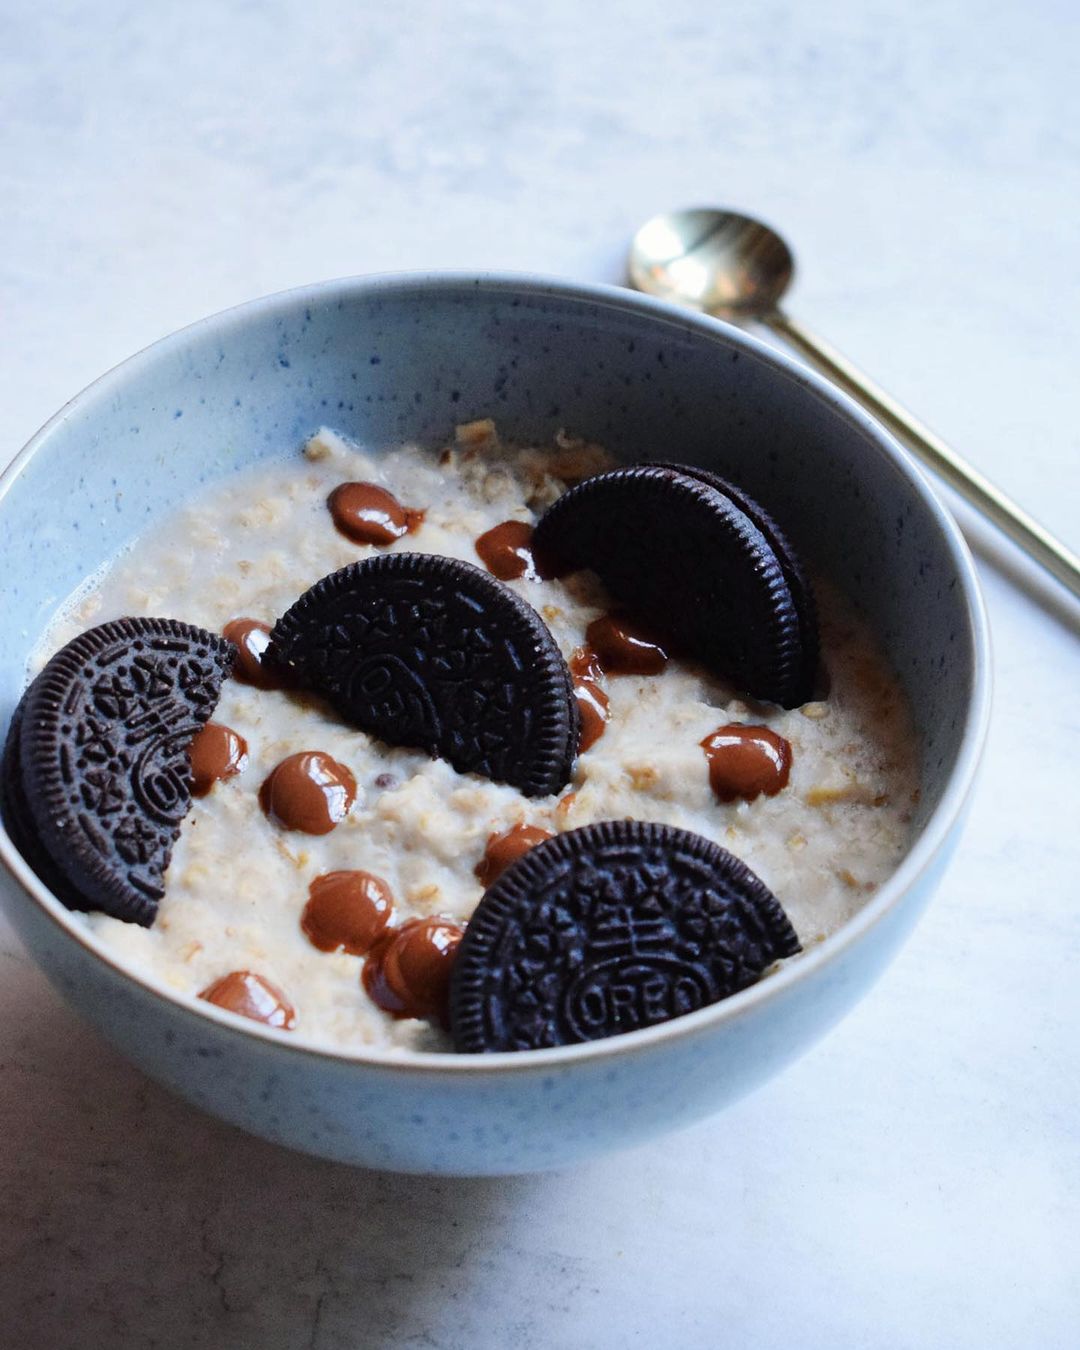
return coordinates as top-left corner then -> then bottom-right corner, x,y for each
1,619 -> 233,925
267,552 -> 579,798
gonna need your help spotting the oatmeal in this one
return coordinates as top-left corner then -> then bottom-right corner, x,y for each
36,425 -> 919,1053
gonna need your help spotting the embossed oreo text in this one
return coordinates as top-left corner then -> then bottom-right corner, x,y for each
565,958 -> 712,1036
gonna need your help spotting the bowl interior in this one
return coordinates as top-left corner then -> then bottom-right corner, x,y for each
0,273 -> 977,895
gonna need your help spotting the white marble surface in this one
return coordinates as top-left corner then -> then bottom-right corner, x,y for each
2,2 -> 1078,1346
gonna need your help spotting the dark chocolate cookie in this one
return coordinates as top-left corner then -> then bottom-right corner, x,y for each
532,465 -> 816,707
450,819 -> 800,1052
0,692 -> 84,911
266,554 -> 578,797
2,618 -> 234,925
653,462 -> 819,699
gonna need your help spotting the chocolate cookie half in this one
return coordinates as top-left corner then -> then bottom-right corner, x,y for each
0,692 -> 83,912
653,462 -> 820,700
450,819 -> 800,1052
532,465 -> 818,707
1,618 -> 235,925
266,554 -> 578,797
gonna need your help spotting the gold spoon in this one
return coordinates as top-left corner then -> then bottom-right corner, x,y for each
628,206 -> 1080,601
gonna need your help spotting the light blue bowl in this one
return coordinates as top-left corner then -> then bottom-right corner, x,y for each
0,274 -> 990,1174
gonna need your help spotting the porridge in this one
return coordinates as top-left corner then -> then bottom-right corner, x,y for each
23,421 -> 919,1053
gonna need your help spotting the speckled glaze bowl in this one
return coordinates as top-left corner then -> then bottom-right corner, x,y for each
0,274 -> 990,1174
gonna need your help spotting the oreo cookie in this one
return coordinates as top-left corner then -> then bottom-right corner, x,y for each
654,462 -> 819,699
266,553 -> 578,797
1,618 -> 234,926
450,819 -> 800,1052
532,465 -> 818,707
0,692 -> 82,911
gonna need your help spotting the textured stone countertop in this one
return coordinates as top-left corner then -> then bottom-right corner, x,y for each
1,2 -> 1077,1346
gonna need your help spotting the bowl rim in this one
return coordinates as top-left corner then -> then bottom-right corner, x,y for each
0,269 -> 992,1076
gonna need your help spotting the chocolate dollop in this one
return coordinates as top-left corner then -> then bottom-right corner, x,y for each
188,721 -> 248,797
573,679 -> 609,753
569,647 -> 609,752
302,870 -> 395,954
585,614 -> 668,676
362,918 -> 464,1023
259,751 -> 357,834
474,520 -> 537,581
199,970 -> 296,1028
328,482 -> 424,546
700,724 -> 792,802
223,617 -> 286,690
475,823 -> 554,888
569,647 -> 604,684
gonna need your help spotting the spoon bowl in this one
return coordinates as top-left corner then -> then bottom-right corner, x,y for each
628,208 -> 794,317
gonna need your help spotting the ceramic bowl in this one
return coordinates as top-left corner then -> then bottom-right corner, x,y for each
0,274 -> 990,1174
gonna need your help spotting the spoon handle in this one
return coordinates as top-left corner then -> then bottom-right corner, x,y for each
766,309 -> 1080,601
